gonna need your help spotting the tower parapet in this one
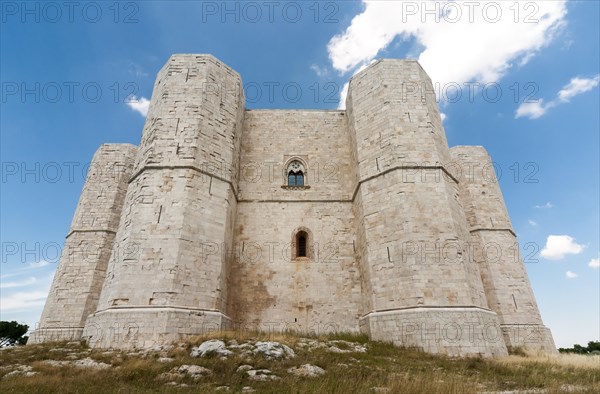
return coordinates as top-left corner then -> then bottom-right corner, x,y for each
29,144 -> 137,344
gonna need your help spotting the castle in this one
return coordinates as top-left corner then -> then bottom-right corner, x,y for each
29,55 -> 556,357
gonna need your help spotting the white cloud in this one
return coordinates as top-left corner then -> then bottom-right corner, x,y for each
528,219 -> 538,226
28,259 -> 50,269
126,96 -> 150,117
310,64 -> 329,78
327,1 -> 567,107
128,61 -> 149,78
515,100 -> 551,120
0,260 -> 55,280
565,270 -> 578,279
0,276 -> 38,289
440,112 -> 447,122
540,235 -> 585,260
516,74 -> 600,119
589,254 -> 600,269
534,202 -> 553,209
558,75 -> 600,102
338,82 -> 349,110
0,290 -> 48,311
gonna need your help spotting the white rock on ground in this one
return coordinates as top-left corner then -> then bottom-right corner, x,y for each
297,338 -> 367,353
191,340 -> 233,358
177,365 -> 212,379
327,340 -> 367,353
43,360 -> 70,367
164,382 -> 189,387
43,358 -> 110,369
246,369 -> 280,381
287,364 -> 326,377
4,365 -> 38,378
297,339 -> 328,350
73,357 -> 111,369
236,364 -> 254,373
252,341 -> 295,359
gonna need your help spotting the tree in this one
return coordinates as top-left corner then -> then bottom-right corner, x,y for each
558,341 -> 600,355
0,321 -> 29,347
587,341 -> 600,353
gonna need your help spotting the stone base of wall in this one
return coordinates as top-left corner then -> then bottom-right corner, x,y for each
360,307 -> 509,357
501,324 -> 557,353
27,326 -> 84,344
82,307 -> 231,349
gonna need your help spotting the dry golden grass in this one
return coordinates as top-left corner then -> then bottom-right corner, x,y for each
500,349 -> 600,370
0,334 -> 598,393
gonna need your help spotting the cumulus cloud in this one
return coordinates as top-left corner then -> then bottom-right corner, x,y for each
540,235 -> 585,260
589,254 -> 600,269
558,76 -> 600,102
515,100 -> 550,120
126,95 -> 150,117
516,75 -> 600,119
534,202 -> 553,209
565,271 -> 578,279
327,0 -> 567,107
528,219 -> 538,226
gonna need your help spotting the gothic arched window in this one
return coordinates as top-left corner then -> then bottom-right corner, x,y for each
287,160 -> 305,186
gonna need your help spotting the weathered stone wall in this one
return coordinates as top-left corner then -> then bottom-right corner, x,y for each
450,146 -> 556,352
347,60 -> 507,356
83,55 -> 245,348
29,144 -> 137,343
228,110 -> 362,334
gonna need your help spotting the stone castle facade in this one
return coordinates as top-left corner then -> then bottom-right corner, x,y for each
29,55 -> 556,357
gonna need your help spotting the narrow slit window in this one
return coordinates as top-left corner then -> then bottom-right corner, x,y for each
297,232 -> 307,257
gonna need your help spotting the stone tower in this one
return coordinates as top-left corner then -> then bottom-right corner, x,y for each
450,146 -> 556,352
347,60 -> 507,356
30,54 -> 556,356
81,55 -> 244,348
28,144 -> 137,344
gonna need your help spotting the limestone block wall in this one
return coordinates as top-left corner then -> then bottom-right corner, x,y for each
29,144 -> 137,343
450,146 -> 556,352
347,60 -> 506,356
83,55 -> 245,348
228,110 -> 361,334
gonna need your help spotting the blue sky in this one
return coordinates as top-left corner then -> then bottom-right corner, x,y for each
1,1 -> 598,348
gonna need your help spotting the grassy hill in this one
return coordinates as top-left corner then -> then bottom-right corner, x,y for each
1,331 -> 598,393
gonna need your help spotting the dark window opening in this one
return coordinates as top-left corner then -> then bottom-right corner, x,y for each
288,170 -> 304,186
297,232 -> 307,257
